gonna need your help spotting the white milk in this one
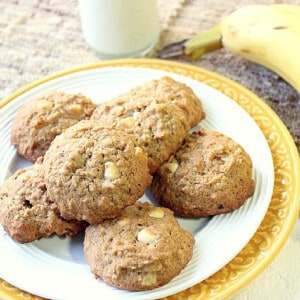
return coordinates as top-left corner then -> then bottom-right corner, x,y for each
78,0 -> 160,58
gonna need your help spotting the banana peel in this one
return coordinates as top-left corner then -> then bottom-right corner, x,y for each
158,4 -> 300,93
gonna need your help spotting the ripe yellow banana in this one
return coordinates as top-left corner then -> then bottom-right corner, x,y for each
161,4 -> 300,93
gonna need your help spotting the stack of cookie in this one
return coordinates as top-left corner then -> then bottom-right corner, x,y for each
1,91 -> 98,243
0,76 -> 254,291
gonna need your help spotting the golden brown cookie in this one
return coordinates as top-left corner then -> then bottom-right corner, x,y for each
0,158 -> 86,243
91,76 -> 205,128
92,99 -> 190,173
43,120 -> 152,225
10,91 -> 97,162
150,130 -> 255,217
84,202 -> 195,291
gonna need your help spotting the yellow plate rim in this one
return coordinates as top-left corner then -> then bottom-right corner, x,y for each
0,58 -> 299,300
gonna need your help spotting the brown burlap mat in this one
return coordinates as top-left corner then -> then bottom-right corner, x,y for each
0,0 -> 299,153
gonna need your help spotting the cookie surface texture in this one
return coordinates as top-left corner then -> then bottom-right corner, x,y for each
43,120 -> 152,224
0,159 -> 86,243
92,76 -> 205,127
92,99 -> 190,173
10,91 -> 97,162
151,130 -> 255,217
84,202 -> 195,291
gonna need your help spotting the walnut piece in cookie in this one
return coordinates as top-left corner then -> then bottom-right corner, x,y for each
84,202 -> 195,291
151,130 -> 255,217
43,120 -> 152,225
0,158 -> 86,243
10,91 -> 97,163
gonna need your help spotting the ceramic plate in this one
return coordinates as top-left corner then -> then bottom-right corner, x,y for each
0,59 -> 299,300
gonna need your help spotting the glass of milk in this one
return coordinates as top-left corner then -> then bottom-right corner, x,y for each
78,0 -> 160,58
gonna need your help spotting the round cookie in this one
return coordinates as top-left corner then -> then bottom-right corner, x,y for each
91,99 -> 190,174
150,130 -> 255,217
84,202 -> 195,291
43,120 -> 152,224
11,91 -> 97,163
91,76 -> 205,129
0,158 -> 86,243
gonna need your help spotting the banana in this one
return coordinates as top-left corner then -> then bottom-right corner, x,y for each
161,4 -> 300,93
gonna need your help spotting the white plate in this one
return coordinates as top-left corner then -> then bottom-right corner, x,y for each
0,66 -> 274,300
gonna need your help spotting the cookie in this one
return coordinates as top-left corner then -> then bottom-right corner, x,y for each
84,202 -> 195,291
43,120 -> 152,224
150,130 -> 255,217
91,76 -> 205,128
10,91 -> 97,162
0,158 -> 86,243
92,100 -> 190,173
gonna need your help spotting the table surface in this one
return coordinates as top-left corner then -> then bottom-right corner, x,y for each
0,0 -> 299,300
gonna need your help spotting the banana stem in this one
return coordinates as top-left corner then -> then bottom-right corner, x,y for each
184,24 -> 223,60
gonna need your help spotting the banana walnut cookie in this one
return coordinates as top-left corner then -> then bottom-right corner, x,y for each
84,202 -> 195,291
11,91 -> 97,162
91,76 -> 206,173
150,130 -> 255,217
91,76 -> 205,128
0,158 -> 86,243
43,120 -> 152,225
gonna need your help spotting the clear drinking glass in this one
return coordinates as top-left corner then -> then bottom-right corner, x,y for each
78,0 -> 160,59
